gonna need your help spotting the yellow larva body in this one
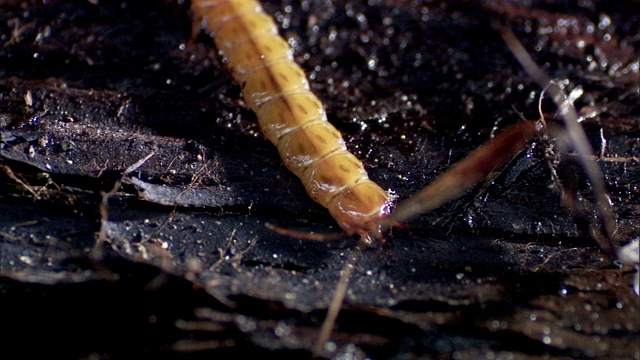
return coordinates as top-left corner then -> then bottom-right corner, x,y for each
192,0 -> 392,236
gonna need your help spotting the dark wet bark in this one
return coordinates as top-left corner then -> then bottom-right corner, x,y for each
1,0 -> 638,358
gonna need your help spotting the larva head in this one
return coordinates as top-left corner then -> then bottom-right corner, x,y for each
327,181 -> 393,238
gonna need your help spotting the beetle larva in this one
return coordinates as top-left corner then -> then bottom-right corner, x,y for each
191,0 -> 393,237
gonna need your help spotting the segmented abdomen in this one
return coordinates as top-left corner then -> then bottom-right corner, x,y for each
192,0 -> 392,235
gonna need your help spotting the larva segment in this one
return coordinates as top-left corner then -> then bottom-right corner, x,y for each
192,0 -> 392,236
192,0 -> 262,28
223,34 -> 292,81
214,12 -> 277,50
240,61 -> 309,109
256,92 -> 325,140
277,121 -> 345,174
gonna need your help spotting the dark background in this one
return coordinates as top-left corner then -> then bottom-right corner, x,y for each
1,0 -> 638,358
